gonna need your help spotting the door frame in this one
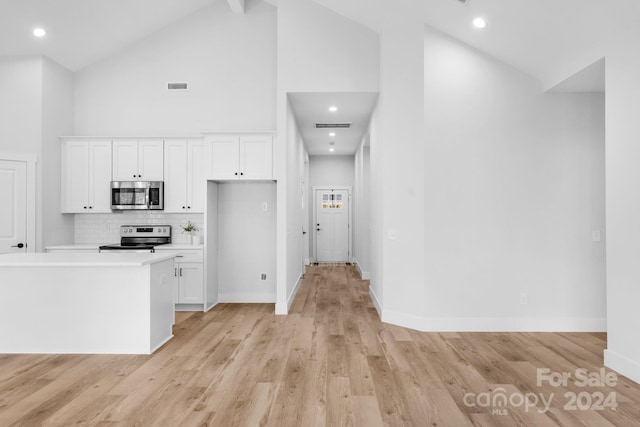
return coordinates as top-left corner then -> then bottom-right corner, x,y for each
312,186 -> 352,263
0,152 -> 37,253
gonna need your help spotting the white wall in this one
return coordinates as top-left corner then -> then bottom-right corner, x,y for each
0,56 -> 75,251
74,1 -> 276,135
353,136 -> 371,279
276,0 -> 379,93
277,98 -> 307,313
421,27 -> 606,331
376,0 -> 426,327
0,57 -> 42,154
309,155 -> 354,188
41,57 -> 75,248
604,28 -> 640,383
275,0 -> 379,313
217,183 -> 277,302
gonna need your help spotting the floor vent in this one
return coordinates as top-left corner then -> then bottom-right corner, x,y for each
167,82 -> 189,91
315,123 -> 351,129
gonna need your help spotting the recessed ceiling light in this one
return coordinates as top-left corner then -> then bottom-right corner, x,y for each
329,148 -> 335,152
329,106 -> 338,112
33,28 -> 46,37
473,17 -> 487,29
329,132 -> 336,137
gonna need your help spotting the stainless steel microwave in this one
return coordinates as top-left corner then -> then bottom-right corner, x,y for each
111,181 -> 164,210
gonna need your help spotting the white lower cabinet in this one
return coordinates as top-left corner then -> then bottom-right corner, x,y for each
175,262 -> 203,304
156,247 -> 204,310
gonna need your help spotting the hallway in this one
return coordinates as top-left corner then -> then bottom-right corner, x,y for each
1,265 -> 639,426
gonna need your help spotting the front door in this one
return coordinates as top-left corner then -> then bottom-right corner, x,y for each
0,160 -> 28,254
315,188 -> 350,262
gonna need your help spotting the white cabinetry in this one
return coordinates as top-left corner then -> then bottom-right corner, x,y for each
61,140 -> 112,213
164,139 -> 205,213
112,139 -> 164,181
155,247 -> 204,310
206,135 -> 273,180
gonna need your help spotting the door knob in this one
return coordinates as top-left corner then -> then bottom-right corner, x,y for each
11,243 -> 25,248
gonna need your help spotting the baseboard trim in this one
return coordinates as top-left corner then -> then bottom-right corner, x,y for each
605,349 -> 640,385
381,310 -> 607,333
353,257 -> 371,280
275,272 -> 304,315
369,286 -> 382,318
175,303 -> 206,312
204,301 -> 218,312
218,293 -> 276,303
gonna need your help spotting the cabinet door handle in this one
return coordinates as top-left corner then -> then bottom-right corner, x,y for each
179,268 -> 183,277
174,267 -> 178,277
234,172 -> 238,176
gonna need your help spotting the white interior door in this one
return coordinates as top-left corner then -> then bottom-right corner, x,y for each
0,160 -> 27,254
315,188 -> 350,262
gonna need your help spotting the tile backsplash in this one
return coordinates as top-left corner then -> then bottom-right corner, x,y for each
74,212 -> 204,244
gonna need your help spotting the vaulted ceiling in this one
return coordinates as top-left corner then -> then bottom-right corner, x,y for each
312,0 -> 639,91
1,0 -> 630,89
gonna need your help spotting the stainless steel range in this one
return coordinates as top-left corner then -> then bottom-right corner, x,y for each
99,225 -> 171,253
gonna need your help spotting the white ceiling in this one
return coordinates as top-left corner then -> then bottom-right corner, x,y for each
0,0 -> 214,71
288,93 -> 378,156
311,0 -> 640,92
2,0 -> 627,156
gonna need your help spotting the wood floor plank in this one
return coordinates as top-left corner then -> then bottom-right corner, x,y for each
1,264 -> 640,426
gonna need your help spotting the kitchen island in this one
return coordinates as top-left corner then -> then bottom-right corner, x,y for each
0,252 -> 176,354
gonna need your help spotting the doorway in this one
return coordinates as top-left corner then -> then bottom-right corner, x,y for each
0,158 -> 30,254
313,187 -> 351,263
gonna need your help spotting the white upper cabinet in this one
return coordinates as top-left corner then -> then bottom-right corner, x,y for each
240,135 -> 273,180
112,139 -> 164,181
164,139 -> 204,213
61,140 -> 112,213
206,134 -> 273,180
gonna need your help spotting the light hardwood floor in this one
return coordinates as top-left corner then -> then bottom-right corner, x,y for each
1,264 -> 639,426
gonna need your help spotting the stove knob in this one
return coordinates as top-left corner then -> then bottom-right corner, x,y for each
129,228 -> 133,233
123,229 -> 128,233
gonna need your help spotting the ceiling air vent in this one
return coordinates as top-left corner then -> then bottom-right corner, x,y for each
167,82 -> 189,91
456,0 -> 470,5
315,123 -> 351,129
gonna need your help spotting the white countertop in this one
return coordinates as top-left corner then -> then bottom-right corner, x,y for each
45,244 -> 105,250
45,243 -> 203,251
0,252 -> 177,267
154,244 -> 204,250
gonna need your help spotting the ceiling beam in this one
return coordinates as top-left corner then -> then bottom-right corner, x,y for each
226,0 -> 245,14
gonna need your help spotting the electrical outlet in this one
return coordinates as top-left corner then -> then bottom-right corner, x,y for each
520,292 -> 528,305
261,273 -> 267,280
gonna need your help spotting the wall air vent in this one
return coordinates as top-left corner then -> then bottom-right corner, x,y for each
167,82 -> 189,91
315,123 -> 351,129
